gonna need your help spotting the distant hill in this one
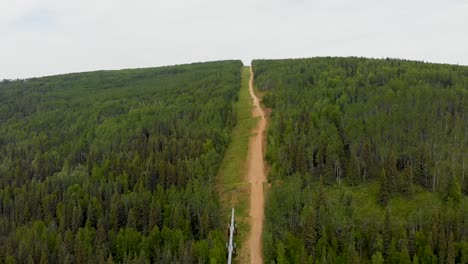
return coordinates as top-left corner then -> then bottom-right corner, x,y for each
253,57 -> 468,263
0,60 -> 243,263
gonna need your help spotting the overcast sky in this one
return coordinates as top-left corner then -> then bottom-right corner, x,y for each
1,0 -> 467,79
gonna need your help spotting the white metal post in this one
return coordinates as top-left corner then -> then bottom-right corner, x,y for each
227,208 -> 235,264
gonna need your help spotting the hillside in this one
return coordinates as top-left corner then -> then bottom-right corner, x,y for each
252,57 -> 468,263
1,57 -> 467,263
0,61 -> 243,263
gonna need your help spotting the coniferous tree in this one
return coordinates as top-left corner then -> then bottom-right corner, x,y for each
384,152 -> 397,192
371,252 -> 384,264
446,175 -> 462,208
460,241 -> 468,264
383,207 -> 392,259
446,232 -> 455,264
304,208 -> 318,257
379,169 -> 392,206
401,165 -> 414,196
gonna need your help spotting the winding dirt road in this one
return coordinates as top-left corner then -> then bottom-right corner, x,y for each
246,66 -> 267,264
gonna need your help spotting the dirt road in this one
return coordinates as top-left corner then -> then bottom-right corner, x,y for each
246,66 -> 267,264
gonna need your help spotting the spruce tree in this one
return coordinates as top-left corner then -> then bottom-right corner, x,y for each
384,151 -> 397,192
126,209 -> 137,229
379,169 -> 392,206
401,165 -> 414,196
446,175 -> 462,208
304,208 -> 318,257
383,207 -> 392,258
446,232 -> 455,264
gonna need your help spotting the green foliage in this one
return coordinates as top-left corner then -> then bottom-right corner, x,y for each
0,60 -> 243,262
446,175 -> 462,208
254,57 -> 468,263
379,169 -> 392,206
216,67 -> 257,252
371,252 -> 384,264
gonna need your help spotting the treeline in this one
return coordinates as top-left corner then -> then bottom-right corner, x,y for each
0,61 -> 243,263
253,57 -> 468,263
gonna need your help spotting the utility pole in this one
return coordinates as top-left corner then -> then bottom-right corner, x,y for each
227,208 -> 236,264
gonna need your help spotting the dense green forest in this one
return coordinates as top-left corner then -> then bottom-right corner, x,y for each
253,58 -> 468,263
0,61 -> 243,263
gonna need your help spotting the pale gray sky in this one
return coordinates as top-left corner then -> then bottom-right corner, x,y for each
1,0 -> 467,79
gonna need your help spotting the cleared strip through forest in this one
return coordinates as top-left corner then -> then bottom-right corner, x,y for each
216,67 -> 256,263
245,66 -> 267,264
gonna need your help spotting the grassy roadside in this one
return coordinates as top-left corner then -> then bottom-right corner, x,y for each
217,66 -> 256,263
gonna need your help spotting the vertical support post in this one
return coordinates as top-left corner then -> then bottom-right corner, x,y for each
227,208 -> 235,264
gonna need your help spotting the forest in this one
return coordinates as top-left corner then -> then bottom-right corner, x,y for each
253,57 -> 468,263
0,60 -> 243,263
